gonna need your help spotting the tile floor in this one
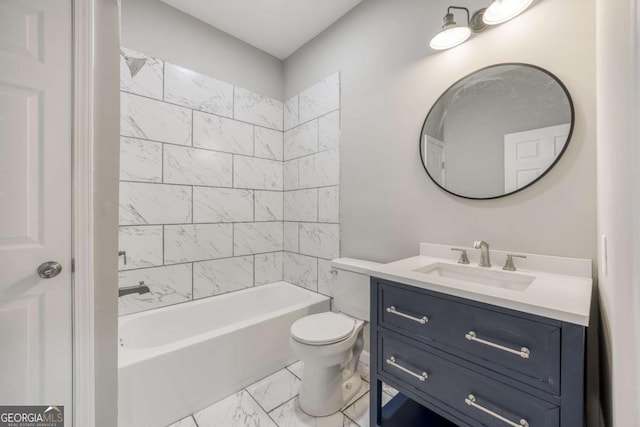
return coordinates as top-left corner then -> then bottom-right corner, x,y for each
168,361 -> 397,427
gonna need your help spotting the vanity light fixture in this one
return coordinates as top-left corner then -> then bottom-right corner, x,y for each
429,6 -> 488,51
483,0 -> 534,25
430,0 -> 533,51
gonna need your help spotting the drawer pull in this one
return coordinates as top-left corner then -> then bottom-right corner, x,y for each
386,356 -> 428,382
465,331 -> 531,359
386,306 -> 429,324
465,394 -> 529,427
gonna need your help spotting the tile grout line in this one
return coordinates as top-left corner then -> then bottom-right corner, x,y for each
264,394 -> 299,420
244,387 -> 282,427
122,89 -> 283,132
119,179 -> 336,192
119,250 -> 287,273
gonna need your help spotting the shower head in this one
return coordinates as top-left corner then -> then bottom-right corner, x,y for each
120,49 -> 147,78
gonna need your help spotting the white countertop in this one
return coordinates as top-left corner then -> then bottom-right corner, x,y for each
332,244 -> 593,326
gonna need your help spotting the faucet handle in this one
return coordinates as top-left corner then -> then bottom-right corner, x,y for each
503,254 -> 527,271
118,250 -> 127,265
451,248 -> 470,265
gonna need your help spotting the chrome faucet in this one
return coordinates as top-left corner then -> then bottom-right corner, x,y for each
473,240 -> 491,267
118,281 -> 151,297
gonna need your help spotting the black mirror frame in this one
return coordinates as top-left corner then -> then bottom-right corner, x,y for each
419,63 -> 575,200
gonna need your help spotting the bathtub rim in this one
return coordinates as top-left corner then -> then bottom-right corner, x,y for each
118,281 -> 330,367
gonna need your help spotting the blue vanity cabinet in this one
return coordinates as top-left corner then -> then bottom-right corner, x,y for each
370,277 -> 586,427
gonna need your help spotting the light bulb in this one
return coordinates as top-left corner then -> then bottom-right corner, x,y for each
429,26 -> 472,50
483,0 -> 534,25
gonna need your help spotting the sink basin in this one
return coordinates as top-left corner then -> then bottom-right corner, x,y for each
413,262 -> 535,291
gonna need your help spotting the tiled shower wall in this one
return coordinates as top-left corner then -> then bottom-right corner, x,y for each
118,47 -> 285,315
282,74 -> 341,296
118,47 -> 340,315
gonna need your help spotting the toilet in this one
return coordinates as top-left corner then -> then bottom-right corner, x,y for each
289,262 -> 375,416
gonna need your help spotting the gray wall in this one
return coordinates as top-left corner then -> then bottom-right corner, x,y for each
284,0 -> 596,263
94,0 -> 120,425
120,0 -> 284,101
284,0 -> 598,423
596,0 -> 640,424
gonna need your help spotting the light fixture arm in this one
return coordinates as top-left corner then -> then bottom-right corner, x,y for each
446,6 -> 470,27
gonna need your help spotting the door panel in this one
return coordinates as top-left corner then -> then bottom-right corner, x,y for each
425,135 -> 445,186
0,0 -> 72,418
504,123 -> 570,192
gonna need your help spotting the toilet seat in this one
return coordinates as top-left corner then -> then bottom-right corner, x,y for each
291,312 -> 355,345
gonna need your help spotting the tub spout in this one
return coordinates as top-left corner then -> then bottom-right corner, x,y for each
119,281 -> 151,297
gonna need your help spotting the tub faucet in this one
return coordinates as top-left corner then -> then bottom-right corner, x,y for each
473,240 -> 491,268
119,281 -> 151,297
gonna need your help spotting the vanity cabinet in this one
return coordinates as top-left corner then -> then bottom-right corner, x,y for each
370,277 -> 586,427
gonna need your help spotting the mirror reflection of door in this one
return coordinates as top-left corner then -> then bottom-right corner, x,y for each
504,123 -> 571,192
425,135 -> 446,186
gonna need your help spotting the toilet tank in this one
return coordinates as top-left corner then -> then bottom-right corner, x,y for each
330,259 -> 382,321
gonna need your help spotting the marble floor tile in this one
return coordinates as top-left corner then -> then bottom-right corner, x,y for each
342,392 -> 393,427
167,415 -> 198,427
341,380 -> 369,411
269,397 -> 356,427
246,369 -> 302,413
194,390 -> 277,427
381,383 -> 399,398
286,361 -> 304,380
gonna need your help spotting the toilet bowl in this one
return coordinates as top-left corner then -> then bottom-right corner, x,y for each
290,312 -> 365,416
289,259 -> 380,417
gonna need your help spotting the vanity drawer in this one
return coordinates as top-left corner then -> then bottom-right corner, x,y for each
378,281 -> 561,394
379,333 -> 560,427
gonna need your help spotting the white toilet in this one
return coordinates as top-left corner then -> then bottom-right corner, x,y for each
289,263 -> 373,416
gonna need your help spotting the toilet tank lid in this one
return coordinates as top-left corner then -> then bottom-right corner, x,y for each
331,258 -> 382,275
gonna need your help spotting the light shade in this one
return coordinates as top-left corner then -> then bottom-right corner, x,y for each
429,26 -> 472,50
483,0 -> 534,25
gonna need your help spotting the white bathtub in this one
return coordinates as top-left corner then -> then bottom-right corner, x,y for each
118,281 -> 329,427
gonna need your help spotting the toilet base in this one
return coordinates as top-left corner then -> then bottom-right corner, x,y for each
298,364 -> 363,417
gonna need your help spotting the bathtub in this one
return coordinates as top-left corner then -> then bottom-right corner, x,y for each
118,281 -> 329,427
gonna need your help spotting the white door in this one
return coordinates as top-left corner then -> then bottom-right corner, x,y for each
0,0 -> 73,419
504,123 -> 571,193
424,135 -> 446,186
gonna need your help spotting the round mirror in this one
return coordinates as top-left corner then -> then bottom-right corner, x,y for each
420,63 -> 574,200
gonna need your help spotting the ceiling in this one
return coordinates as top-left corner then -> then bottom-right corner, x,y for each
160,0 -> 363,60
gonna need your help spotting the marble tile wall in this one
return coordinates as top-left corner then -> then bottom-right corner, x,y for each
118,47 -> 285,316
282,73 -> 341,296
